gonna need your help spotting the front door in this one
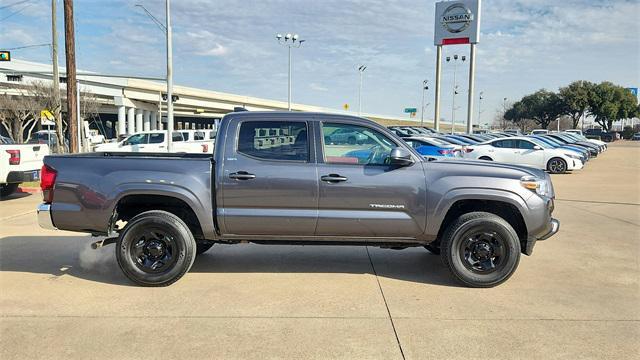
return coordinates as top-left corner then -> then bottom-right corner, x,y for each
315,121 -> 427,238
514,139 -> 545,167
220,119 -> 318,236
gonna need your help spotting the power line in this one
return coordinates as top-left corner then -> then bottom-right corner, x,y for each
0,0 -> 30,11
0,0 -> 32,22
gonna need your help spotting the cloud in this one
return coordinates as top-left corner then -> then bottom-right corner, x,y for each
309,83 -> 328,92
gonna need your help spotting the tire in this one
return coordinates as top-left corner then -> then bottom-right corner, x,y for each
116,210 -> 197,287
547,157 -> 567,174
0,183 -> 19,198
440,212 -> 521,288
196,242 -> 214,255
479,156 -> 493,161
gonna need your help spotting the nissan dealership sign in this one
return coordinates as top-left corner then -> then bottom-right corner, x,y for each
434,0 -> 481,45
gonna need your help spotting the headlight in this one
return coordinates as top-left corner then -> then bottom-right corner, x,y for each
520,175 -> 551,197
565,153 -> 581,160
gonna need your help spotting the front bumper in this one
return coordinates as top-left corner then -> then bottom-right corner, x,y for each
37,203 -> 57,230
568,159 -> 584,170
537,218 -> 560,240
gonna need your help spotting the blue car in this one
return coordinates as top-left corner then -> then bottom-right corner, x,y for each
403,137 -> 458,157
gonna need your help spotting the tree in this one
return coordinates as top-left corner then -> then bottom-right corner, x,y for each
588,82 -> 640,131
559,80 -> 594,129
505,90 -> 563,130
0,88 -> 43,143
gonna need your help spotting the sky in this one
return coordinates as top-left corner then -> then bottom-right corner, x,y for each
1,0 -> 639,124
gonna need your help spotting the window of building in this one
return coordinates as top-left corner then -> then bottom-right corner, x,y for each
237,121 -> 308,162
6,75 -> 22,82
194,131 -> 205,140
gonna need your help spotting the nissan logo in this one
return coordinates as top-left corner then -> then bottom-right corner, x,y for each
441,3 -> 474,33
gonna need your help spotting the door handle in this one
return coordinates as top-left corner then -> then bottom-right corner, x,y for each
229,171 -> 256,180
321,174 -> 348,183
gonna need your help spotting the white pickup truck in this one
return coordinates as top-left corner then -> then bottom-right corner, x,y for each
0,139 -> 50,198
95,130 -> 215,154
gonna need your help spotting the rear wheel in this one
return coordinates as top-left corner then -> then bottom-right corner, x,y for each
0,183 -> 19,198
547,157 -> 567,174
440,212 -> 521,288
116,210 -> 196,287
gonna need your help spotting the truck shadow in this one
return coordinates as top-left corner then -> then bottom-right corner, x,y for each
0,236 -> 461,288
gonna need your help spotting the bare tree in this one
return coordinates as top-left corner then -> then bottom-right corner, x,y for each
0,89 -> 42,143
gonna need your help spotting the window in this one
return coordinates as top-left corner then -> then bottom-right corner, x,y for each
181,132 -> 189,141
123,134 -> 148,146
194,131 -> 205,141
172,132 -> 184,142
518,140 -> 536,149
237,121 -> 308,162
209,131 -> 217,140
322,123 -> 396,165
6,75 -> 22,82
149,133 -> 165,144
493,139 -> 515,148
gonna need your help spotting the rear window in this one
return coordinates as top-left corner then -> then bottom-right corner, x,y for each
237,121 -> 308,162
149,133 -> 165,144
194,131 -> 205,141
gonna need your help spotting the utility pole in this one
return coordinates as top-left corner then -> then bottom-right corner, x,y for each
51,0 -> 63,153
421,79 -> 429,126
358,65 -> 366,116
63,0 -> 78,153
166,0 -> 174,152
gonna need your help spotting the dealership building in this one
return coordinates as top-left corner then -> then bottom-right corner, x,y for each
0,60 -> 435,140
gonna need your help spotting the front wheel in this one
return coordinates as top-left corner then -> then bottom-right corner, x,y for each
440,212 -> 521,288
116,210 -> 197,286
547,157 -> 567,174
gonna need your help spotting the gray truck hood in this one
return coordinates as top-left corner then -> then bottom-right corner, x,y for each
426,157 -> 549,181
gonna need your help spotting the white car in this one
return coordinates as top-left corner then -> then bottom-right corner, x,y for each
0,142 -> 50,198
530,129 -> 549,135
465,137 -> 584,174
564,129 -> 583,136
95,130 -> 215,154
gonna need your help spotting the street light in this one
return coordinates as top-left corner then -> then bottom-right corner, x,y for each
135,2 -> 174,152
446,54 -> 466,133
421,79 -> 429,126
276,32 -> 305,111
477,91 -> 484,128
358,65 -> 367,116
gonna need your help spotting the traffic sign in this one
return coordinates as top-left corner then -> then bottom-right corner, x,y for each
404,108 -> 417,113
0,51 -> 10,61
343,103 -> 349,110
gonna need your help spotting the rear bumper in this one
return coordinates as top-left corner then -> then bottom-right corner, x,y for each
37,203 -> 57,230
6,170 -> 40,183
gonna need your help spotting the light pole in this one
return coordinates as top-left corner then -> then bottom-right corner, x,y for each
357,65 -> 366,116
421,80 -> 429,126
135,2 -> 173,152
446,54 -> 465,133
477,91 -> 484,130
276,33 -> 304,111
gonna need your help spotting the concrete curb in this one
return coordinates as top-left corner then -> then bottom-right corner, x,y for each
18,187 -> 41,194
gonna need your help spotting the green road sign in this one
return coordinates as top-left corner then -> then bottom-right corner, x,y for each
404,108 -> 417,113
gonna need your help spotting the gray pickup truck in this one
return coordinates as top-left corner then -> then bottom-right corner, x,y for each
37,112 -> 559,287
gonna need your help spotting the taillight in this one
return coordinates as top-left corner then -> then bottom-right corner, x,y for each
6,149 -> 20,165
40,165 -> 57,203
201,144 -> 209,153
465,148 -> 474,153
438,149 -> 453,155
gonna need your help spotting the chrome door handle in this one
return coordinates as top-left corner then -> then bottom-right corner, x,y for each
321,174 -> 348,182
229,171 -> 256,180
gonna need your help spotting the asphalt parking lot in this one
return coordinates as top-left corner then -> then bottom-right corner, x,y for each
1,142 -> 638,359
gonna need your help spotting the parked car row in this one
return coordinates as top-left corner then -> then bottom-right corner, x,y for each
95,129 -> 216,153
390,126 -> 608,174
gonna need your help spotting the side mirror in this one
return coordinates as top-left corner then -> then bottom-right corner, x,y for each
533,145 -> 542,150
389,147 -> 414,166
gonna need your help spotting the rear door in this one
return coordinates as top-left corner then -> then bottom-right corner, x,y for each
220,118 -> 319,236
315,121 -> 427,238
489,139 -> 517,163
